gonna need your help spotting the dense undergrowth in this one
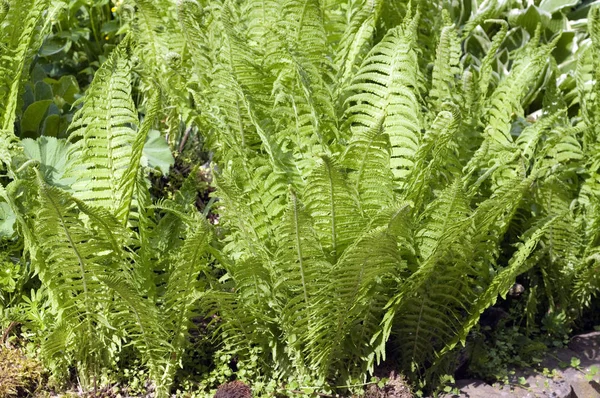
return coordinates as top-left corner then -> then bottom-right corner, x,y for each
1,0 -> 600,396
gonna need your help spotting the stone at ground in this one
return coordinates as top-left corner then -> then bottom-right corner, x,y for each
439,374 -> 573,398
214,380 -> 252,398
439,331 -> 600,398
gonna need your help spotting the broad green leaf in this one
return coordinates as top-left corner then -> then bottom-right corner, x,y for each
48,75 -> 80,104
22,136 -> 74,187
508,5 -> 551,35
539,0 -> 579,14
39,36 -> 69,56
41,114 -> 70,138
21,100 -> 53,134
34,81 -> 53,101
0,202 -> 15,237
142,129 -> 174,175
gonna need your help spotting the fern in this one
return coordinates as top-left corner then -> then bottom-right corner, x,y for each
344,12 -> 423,188
66,41 -> 139,212
0,0 -> 53,161
32,171 -> 128,387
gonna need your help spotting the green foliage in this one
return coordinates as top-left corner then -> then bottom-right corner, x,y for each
1,0 -> 600,397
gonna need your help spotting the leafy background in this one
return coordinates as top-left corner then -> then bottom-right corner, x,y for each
0,0 -> 600,397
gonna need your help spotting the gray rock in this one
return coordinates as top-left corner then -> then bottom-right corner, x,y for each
437,332 -> 600,398
564,331 -> 600,398
569,331 -> 600,365
561,367 -> 600,398
439,374 -> 573,398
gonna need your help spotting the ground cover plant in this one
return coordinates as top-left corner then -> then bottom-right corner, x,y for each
0,0 -> 600,396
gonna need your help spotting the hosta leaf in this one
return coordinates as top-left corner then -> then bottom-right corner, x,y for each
142,129 -> 174,175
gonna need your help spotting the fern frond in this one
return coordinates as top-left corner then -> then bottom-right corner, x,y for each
483,36 -> 557,149
177,0 -> 213,85
428,20 -> 462,114
268,0 -> 338,160
403,108 -> 461,212
434,217 -> 555,361
303,156 -> 363,262
100,274 -> 171,393
333,0 -> 381,103
305,226 -> 402,380
415,179 -> 471,262
343,13 -> 423,188
274,188 -> 329,371
0,0 -> 52,160
116,91 -> 160,225
341,120 -> 394,216
375,181 -> 474,372
66,42 -> 139,212
476,20 -> 508,101
160,219 -> 211,391
32,171 -> 127,386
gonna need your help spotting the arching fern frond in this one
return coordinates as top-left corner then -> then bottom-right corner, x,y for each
32,171 -> 128,387
433,217 -> 556,363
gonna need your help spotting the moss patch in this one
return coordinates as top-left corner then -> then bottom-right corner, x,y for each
0,346 -> 45,397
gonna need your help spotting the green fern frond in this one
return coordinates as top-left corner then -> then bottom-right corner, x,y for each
32,171 -> 127,386
0,0 -> 52,160
579,7 -> 600,149
343,13 -> 423,188
571,249 -> 600,312
160,218 -> 211,390
177,0 -> 213,84
403,108 -> 461,212
100,274 -> 171,393
117,91 -> 160,225
333,0 -> 381,103
415,179 -> 471,262
273,188 -> 329,370
66,42 -> 139,212
476,20 -> 508,101
428,20 -> 462,114
434,217 -> 556,361
303,156 -> 363,262
341,120 -> 394,216
462,0 -> 512,37
267,0 -> 338,160
483,35 -> 557,149
306,226 -> 402,379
